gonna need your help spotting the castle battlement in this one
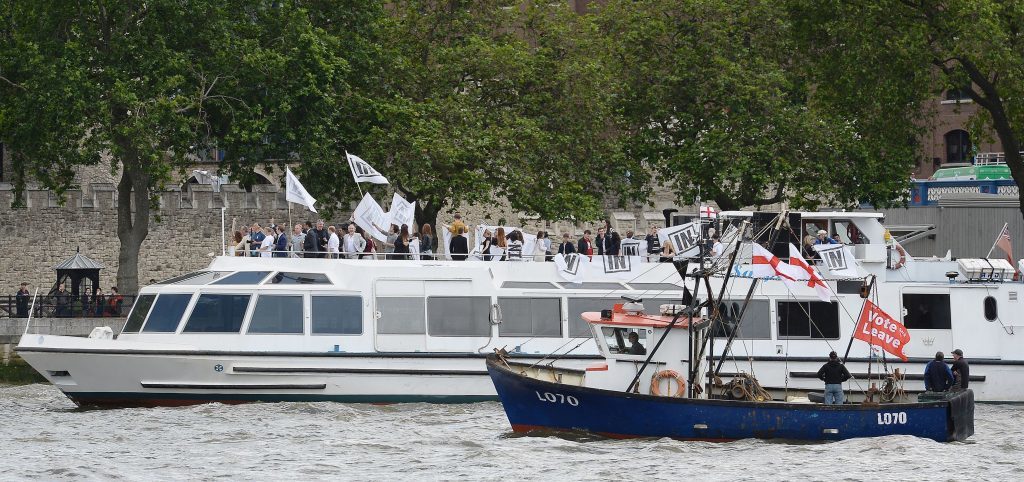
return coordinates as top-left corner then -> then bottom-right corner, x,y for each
0,183 -> 291,213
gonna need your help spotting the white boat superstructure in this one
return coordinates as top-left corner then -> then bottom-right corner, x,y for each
17,210 -> 1024,405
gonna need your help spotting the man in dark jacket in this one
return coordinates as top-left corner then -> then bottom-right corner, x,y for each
924,351 -> 954,393
577,230 -> 593,258
15,282 -> 30,318
313,220 -> 329,258
302,224 -> 319,258
449,226 -> 469,260
557,233 -> 576,255
951,348 -> 970,390
595,227 -> 608,256
816,351 -> 852,404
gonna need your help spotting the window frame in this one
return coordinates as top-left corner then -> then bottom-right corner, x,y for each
180,292 -> 255,334
426,295 -> 494,338
244,292 -> 307,335
140,293 -> 195,333
497,297 -> 563,338
121,294 -> 157,333
776,300 -> 840,340
310,293 -> 364,336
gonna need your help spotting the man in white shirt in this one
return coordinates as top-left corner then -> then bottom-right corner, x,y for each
258,227 -> 275,258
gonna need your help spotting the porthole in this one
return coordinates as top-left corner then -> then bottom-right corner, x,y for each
984,296 -> 998,321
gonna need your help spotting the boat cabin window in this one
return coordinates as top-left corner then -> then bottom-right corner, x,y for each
154,272 -> 206,285
497,298 -> 562,337
247,295 -> 304,334
267,272 -> 332,285
501,281 -> 560,289
712,299 -> 771,339
558,282 -> 628,291
566,298 -> 617,337
182,294 -> 252,333
777,301 -> 840,339
902,293 -> 952,329
984,296 -> 998,322
601,327 -> 648,356
832,219 -> 866,244
212,271 -> 272,285
142,294 -> 193,333
427,296 -> 491,337
377,297 -> 426,334
121,294 -> 156,333
168,271 -> 231,285
312,296 -> 363,335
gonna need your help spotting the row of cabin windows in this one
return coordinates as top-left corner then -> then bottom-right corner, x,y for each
124,292 -> 961,339
123,293 -> 362,335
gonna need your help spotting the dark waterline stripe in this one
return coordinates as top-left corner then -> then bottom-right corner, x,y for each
66,392 -> 497,408
232,367 -> 488,376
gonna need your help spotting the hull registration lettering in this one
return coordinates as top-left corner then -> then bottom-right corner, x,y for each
877,412 -> 907,425
535,391 -> 579,406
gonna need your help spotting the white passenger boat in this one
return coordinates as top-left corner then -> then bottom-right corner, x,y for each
16,210 -> 1024,405
15,257 -> 684,406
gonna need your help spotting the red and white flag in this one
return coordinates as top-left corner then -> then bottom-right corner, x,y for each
699,204 -> 717,218
789,244 -> 831,302
751,243 -> 801,290
991,222 -> 1018,279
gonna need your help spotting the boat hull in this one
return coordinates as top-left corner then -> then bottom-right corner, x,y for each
486,358 -> 974,442
15,336 -> 597,407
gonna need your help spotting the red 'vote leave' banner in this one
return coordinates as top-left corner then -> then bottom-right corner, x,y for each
855,300 -> 910,361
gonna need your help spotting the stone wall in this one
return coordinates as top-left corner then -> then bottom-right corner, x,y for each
0,183 -> 304,294
0,169 -> 692,296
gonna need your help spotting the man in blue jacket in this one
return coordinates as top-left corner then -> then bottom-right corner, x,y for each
924,351 -> 954,392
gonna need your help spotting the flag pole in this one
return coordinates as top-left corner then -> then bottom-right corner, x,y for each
985,222 -> 1008,259
346,151 -> 365,198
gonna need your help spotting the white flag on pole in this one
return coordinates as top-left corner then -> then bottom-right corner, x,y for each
812,243 -> 860,278
658,222 -> 701,257
387,193 -> 416,228
285,168 -> 317,213
353,193 -> 389,242
347,152 -> 389,185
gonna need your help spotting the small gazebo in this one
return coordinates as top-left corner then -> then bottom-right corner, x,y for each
52,249 -> 104,300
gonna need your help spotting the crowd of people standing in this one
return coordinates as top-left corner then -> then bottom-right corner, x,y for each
229,212 -> 713,263
229,219 -> 437,260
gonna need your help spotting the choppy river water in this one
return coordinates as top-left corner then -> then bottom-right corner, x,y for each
1,384 -> 1021,481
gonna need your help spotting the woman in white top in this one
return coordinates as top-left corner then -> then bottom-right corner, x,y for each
327,225 -> 340,259
258,227 -> 275,258
534,230 -> 550,262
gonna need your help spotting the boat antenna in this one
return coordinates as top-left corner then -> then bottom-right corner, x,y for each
841,274 -> 876,365
712,211 -> 788,380
694,220 -> 749,394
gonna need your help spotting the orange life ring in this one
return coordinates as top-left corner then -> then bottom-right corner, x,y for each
650,370 -> 686,397
890,243 -> 907,270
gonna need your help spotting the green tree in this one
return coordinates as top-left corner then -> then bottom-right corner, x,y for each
305,0 -> 643,230
0,1 -> 382,293
594,0 -> 912,211
788,0 -> 1024,219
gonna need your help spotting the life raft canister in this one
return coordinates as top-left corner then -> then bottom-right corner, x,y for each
650,370 -> 686,397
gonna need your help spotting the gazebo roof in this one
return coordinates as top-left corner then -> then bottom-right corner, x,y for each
53,252 -> 104,271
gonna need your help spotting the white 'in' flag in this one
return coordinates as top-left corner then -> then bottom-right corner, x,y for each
347,152 -> 389,185
285,168 -> 317,213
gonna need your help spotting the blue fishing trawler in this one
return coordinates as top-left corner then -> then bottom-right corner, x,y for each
486,227 -> 976,442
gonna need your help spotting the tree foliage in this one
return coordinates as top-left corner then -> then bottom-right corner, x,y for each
304,0 -> 643,228
787,0 -> 1024,219
593,0 -> 914,211
0,0 -> 382,293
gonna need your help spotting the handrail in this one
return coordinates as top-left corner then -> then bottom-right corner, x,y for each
0,294 -> 135,319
